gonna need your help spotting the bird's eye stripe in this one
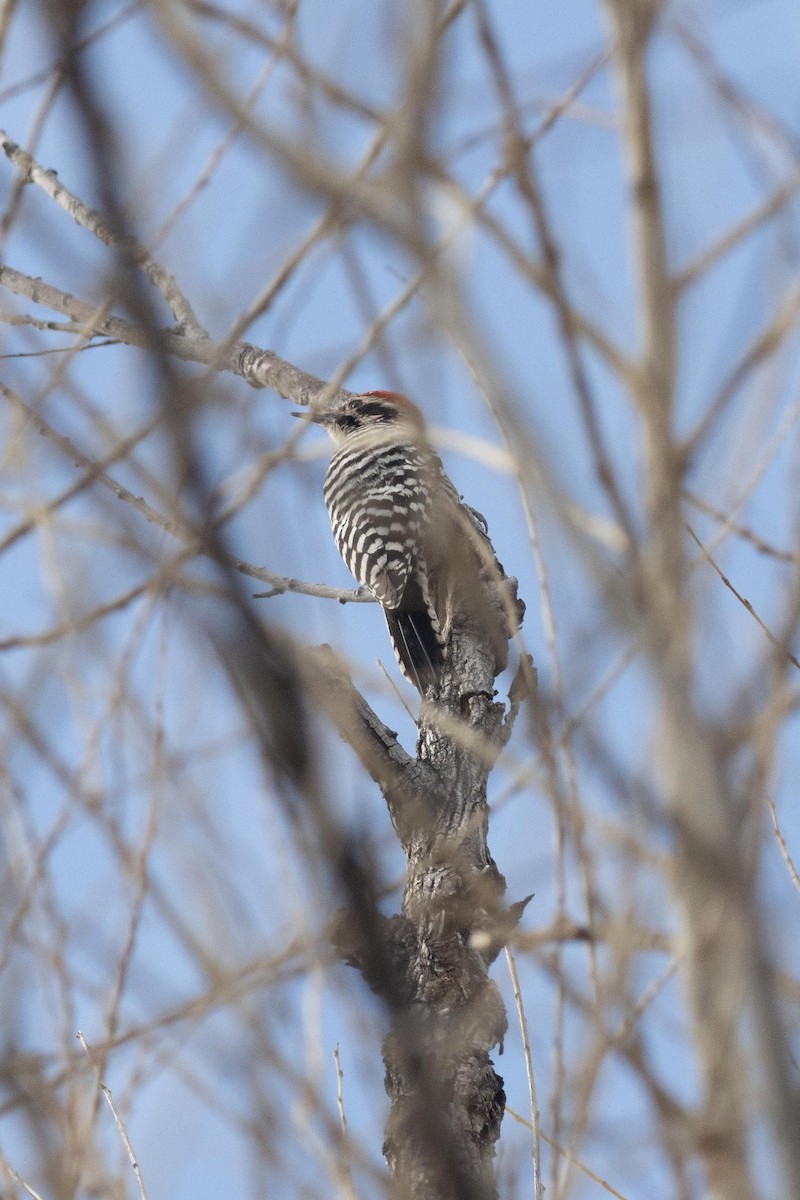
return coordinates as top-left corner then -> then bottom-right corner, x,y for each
357,402 -> 394,421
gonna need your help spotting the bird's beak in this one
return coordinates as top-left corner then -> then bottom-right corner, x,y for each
292,408 -> 335,425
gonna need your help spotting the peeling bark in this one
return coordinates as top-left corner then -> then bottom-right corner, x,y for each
320,574 -> 530,1199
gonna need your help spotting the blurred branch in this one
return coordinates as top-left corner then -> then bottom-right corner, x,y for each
0,578 -> 153,651
605,7 -> 783,1199
0,263 -> 349,403
683,285 -> 800,461
0,1 -> 143,103
151,5 -> 429,260
188,1 -> 382,123
304,644 -> 433,851
606,0 -> 677,517
0,376 -> 368,604
674,171 -> 800,293
513,916 -> 672,955
675,19 -> 800,168
475,0 -> 635,547
0,939 -> 314,1124
163,0 -> 633,399
0,129 -> 205,336
2,2 -> 799,1196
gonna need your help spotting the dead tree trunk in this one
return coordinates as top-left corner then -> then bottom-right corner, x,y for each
323,579 -> 529,1199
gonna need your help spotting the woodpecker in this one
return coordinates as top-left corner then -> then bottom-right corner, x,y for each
303,391 -> 508,694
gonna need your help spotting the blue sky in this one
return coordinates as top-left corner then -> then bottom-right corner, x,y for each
1,2 -> 800,1198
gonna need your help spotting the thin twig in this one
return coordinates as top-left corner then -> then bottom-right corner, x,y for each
765,796 -> 800,894
686,523 -> 800,672
0,1158 -> 47,1200
77,1031 -> 149,1200
0,263 -> 347,402
683,489 -> 798,565
504,1108 -> 630,1200
505,947 -> 543,1200
0,379 -> 370,604
0,1 -> 144,103
674,171 -> 800,293
332,1043 -> 358,1200
333,1043 -> 348,1138
683,285 -> 800,460
0,131 -> 205,336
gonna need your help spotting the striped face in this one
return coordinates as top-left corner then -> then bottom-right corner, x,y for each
321,391 -> 425,445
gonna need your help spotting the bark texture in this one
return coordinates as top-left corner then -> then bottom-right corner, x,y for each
328,567 -> 529,1200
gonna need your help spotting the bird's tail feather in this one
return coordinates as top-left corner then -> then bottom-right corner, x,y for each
384,574 -> 444,694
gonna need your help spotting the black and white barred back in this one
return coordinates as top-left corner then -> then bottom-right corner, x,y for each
323,420 -> 446,692
315,390 -> 505,694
